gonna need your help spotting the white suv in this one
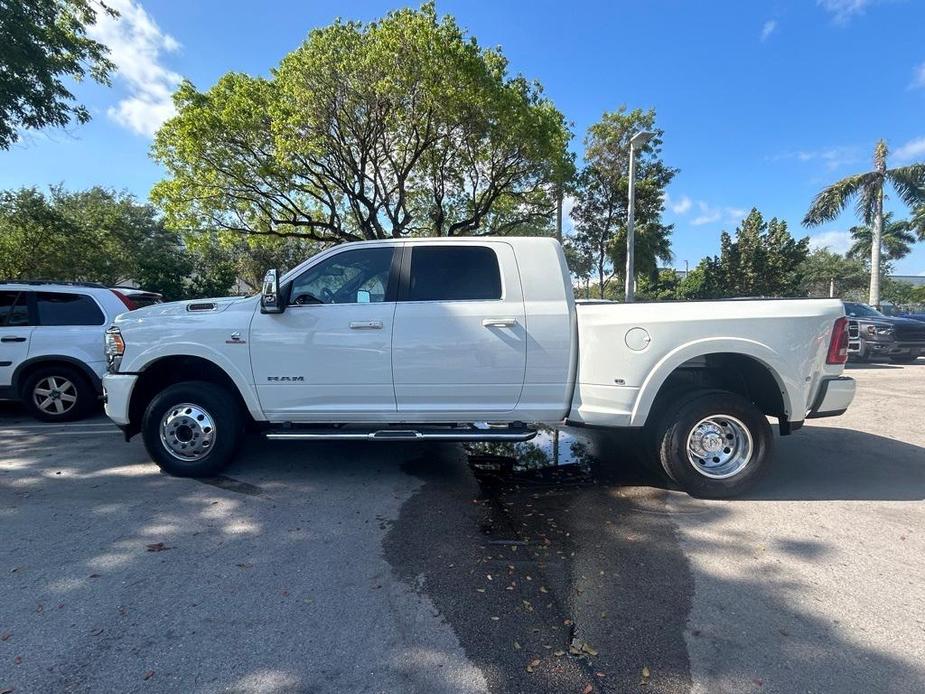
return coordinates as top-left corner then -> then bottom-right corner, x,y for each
0,282 -> 133,421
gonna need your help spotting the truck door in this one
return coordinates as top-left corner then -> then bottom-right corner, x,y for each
392,243 -> 527,414
0,291 -> 34,390
249,246 -> 399,419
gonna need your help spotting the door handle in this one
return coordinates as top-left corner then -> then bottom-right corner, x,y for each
349,321 -> 383,330
482,318 -> 517,328
0,336 -> 27,343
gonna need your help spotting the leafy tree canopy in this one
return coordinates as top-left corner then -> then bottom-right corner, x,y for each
151,2 -> 572,246
798,248 -> 868,298
0,186 -> 233,300
571,106 -> 676,298
0,0 -> 116,148
678,208 -> 809,299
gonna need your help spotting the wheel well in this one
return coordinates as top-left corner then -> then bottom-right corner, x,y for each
13,357 -> 101,397
127,356 -> 251,437
648,353 -> 791,433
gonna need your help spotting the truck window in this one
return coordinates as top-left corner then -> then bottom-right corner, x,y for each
290,247 -> 394,305
35,292 -> 105,326
0,291 -> 30,327
408,246 -> 502,301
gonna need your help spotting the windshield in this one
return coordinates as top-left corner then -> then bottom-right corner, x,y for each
844,302 -> 885,318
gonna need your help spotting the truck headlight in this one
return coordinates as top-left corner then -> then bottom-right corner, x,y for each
105,326 -> 125,372
865,324 -> 893,337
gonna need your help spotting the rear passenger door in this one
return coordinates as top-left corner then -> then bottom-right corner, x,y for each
392,243 -> 526,414
0,291 -> 33,389
29,292 -> 107,375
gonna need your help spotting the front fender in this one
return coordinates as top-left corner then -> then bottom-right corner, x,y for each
629,337 -> 798,427
126,342 -> 264,421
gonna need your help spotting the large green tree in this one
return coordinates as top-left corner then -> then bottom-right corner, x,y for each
679,209 -> 809,299
798,248 -> 868,298
152,3 -> 571,245
0,186 -> 228,300
803,140 -> 925,307
571,107 -> 676,299
0,0 -> 116,148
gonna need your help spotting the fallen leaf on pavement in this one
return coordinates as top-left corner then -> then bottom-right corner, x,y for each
641,665 -> 651,686
527,658 -> 541,673
582,685 -> 593,694
143,671 -> 155,680
145,543 -> 169,552
513,641 -> 521,650
91,628 -> 104,636
0,633 -> 10,642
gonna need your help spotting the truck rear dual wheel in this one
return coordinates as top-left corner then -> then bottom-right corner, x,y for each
142,381 -> 243,477
651,389 -> 773,499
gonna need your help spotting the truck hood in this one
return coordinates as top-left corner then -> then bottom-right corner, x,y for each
116,295 -> 254,322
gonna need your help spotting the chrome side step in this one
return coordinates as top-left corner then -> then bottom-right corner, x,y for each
265,425 -> 537,442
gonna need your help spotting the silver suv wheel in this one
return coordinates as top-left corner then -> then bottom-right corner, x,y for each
33,376 -> 78,416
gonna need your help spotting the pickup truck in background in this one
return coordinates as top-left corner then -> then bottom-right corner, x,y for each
102,237 -> 855,498
844,301 -> 925,363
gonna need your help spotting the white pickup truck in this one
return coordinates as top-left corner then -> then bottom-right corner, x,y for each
103,237 -> 855,497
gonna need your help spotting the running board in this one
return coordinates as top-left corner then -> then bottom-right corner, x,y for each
265,425 -> 537,443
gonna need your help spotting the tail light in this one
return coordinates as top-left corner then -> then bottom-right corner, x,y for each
826,316 -> 849,365
111,289 -> 136,311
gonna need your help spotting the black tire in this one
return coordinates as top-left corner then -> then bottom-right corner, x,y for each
142,381 -> 243,477
20,365 -> 97,422
653,389 -> 773,499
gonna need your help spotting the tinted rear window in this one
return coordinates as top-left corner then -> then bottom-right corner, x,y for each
408,246 -> 502,301
0,291 -> 30,327
36,292 -> 104,326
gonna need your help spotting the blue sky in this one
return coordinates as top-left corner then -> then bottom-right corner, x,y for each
3,0 -> 925,274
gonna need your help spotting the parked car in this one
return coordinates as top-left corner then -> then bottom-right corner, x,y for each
843,301 -> 925,363
0,281 -> 135,420
110,286 -> 164,309
103,238 -> 855,498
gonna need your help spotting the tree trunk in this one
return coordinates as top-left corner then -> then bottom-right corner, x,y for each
869,184 -> 883,308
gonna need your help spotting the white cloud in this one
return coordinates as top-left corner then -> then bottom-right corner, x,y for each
772,146 -> 860,171
671,194 -> 692,214
690,202 -> 747,227
87,0 -> 181,136
818,0 -> 875,24
893,136 -> 925,163
809,230 -> 853,254
911,62 -> 925,90
760,20 -> 778,41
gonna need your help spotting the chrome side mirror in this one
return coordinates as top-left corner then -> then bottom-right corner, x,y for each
260,269 -> 284,314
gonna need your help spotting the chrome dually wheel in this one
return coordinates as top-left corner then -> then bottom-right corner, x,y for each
159,403 -> 216,462
33,376 -> 78,416
686,414 -> 754,479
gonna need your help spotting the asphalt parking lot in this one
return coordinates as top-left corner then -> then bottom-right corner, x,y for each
1,362 -> 924,694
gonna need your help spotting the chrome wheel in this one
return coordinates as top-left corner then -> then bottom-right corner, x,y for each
686,414 -> 753,479
159,403 -> 216,462
33,376 -> 78,415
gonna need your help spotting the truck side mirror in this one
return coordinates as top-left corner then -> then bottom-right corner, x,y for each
260,269 -> 284,314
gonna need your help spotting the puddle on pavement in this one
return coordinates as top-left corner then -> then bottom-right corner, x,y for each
465,425 -> 595,484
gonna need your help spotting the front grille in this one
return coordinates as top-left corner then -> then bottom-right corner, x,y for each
895,323 -> 925,342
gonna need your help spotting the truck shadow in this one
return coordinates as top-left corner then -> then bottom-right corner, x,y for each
471,425 -> 925,503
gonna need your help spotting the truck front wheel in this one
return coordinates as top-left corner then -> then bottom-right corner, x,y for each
141,381 -> 243,477
653,390 -> 772,498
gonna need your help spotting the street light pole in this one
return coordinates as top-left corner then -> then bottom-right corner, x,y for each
625,130 -> 654,302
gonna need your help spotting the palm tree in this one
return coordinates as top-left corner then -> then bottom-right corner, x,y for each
803,140 -> 925,307
847,212 -> 918,262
